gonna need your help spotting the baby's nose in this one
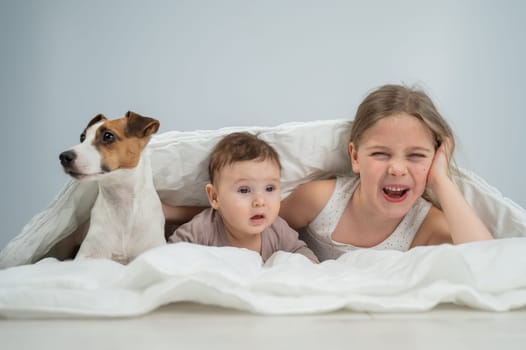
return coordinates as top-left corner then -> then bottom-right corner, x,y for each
252,195 -> 265,207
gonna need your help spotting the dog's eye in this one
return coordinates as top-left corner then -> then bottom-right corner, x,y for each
80,133 -> 86,142
102,131 -> 115,144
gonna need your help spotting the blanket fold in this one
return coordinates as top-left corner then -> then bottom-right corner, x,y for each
1,240 -> 525,318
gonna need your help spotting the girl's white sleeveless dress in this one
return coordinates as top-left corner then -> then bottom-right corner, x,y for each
301,176 -> 431,261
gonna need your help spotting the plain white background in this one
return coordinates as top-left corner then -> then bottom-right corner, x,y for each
0,0 -> 525,250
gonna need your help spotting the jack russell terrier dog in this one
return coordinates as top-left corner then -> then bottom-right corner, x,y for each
59,111 -> 165,264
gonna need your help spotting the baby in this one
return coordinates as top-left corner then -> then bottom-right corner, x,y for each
165,132 -> 319,263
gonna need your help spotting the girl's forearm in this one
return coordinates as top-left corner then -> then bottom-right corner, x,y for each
433,178 -> 494,243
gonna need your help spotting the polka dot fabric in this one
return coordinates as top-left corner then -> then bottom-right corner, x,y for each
302,176 -> 431,261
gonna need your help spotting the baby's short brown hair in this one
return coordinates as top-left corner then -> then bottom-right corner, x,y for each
208,132 -> 281,184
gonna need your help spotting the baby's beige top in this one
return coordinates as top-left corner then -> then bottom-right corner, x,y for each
169,208 -> 319,263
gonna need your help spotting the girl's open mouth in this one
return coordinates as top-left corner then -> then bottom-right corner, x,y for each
383,186 -> 409,202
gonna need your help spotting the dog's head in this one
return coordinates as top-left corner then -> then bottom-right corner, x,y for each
59,111 -> 160,180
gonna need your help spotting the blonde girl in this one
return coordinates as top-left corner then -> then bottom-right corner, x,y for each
279,84 -> 493,261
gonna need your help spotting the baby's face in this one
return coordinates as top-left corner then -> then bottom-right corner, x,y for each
212,159 -> 281,241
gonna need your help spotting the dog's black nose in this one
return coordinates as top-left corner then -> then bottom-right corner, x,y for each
59,150 -> 76,166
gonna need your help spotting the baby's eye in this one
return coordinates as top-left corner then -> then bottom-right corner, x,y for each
265,185 -> 275,192
238,187 -> 250,194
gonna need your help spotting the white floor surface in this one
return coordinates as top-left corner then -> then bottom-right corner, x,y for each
2,303 -> 526,350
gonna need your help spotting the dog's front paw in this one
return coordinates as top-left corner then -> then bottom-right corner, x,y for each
111,253 -> 131,265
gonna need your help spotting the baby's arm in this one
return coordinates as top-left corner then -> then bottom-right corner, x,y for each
166,210 -> 210,244
290,237 -> 320,264
275,218 -> 319,263
426,142 -> 493,244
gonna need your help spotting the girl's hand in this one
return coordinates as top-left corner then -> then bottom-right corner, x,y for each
426,138 -> 452,192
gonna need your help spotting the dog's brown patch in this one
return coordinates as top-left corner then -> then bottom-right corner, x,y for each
93,113 -> 159,172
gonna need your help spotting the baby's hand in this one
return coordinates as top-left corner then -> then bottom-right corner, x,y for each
426,139 -> 451,192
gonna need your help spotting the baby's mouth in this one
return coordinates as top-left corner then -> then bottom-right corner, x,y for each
251,214 -> 265,220
383,186 -> 409,199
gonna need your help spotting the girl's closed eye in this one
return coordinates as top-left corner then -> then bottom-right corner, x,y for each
408,152 -> 431,162
408,153 -> 426,159
370,151 -> 389,159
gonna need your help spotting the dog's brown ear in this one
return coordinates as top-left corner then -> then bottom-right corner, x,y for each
87,114 -> 107,128
125,111 -> 160,138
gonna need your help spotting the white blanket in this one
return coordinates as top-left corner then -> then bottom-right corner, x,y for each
1,240 -> 526,318
1,119 -> 526,318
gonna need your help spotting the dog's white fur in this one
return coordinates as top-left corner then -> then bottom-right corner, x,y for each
59,112 -> 165,264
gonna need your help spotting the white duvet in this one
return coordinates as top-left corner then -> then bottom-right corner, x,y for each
1,119 -> 526,318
